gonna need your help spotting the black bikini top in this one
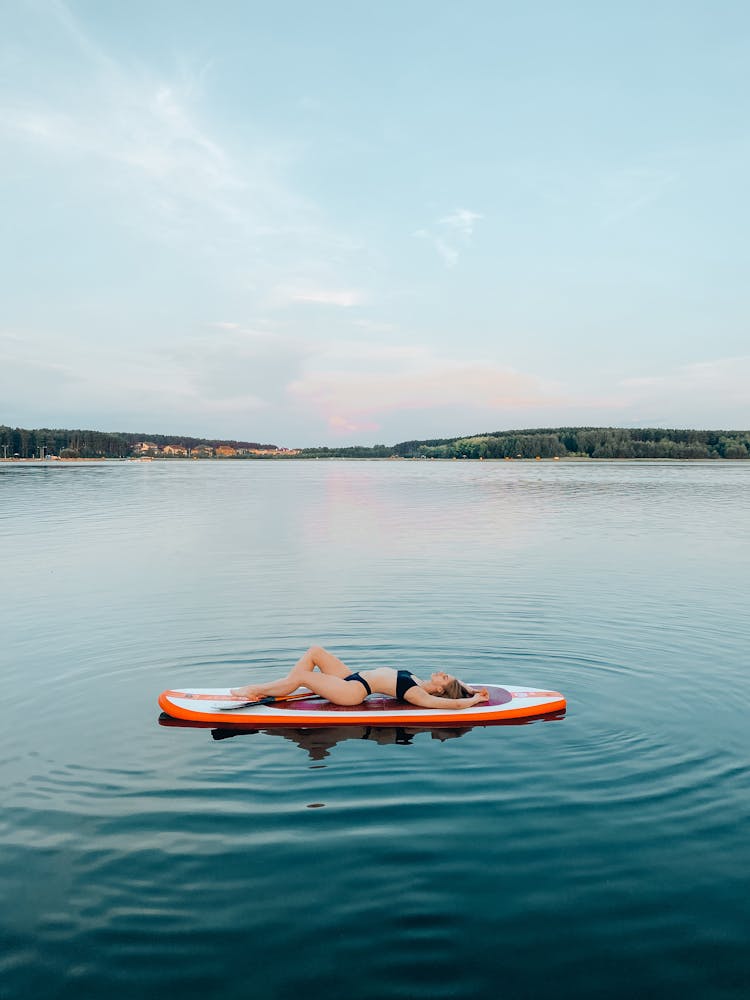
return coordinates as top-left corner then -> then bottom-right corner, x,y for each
395,670 -> 419,700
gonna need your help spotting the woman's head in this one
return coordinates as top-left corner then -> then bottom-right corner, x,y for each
428,671 -> 474,699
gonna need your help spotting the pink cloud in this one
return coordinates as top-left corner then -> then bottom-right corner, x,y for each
328,415 -> 381,435
288,360 -> 566,429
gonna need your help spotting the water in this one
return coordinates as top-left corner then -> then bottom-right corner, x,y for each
1,459 -> 748,999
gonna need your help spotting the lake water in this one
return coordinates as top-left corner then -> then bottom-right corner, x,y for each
1,459 -> 748,999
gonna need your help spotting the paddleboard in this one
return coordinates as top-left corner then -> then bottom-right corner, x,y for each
158,685 -> 566,727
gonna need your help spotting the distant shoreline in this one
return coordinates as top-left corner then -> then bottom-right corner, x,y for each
3,455 -> 749,465
2,425 -> 749,461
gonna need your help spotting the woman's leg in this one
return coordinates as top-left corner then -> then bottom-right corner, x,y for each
230,675 -> 299,698
305,646 -> 352,678
230,646 -> 351,698
294,670 -> 366,705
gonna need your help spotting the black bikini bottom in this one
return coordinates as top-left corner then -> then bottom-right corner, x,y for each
344,672 -> 372,696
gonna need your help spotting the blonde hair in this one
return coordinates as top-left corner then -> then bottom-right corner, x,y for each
438,678 -> 474,700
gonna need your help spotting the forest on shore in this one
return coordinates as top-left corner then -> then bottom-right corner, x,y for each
364,427 -> 750,460
2,424 -> 750,460
0,426 -> 276,459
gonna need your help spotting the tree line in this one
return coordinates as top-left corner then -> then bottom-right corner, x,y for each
383,427 -> 750,460
0,426 -> 277,459
2,424 -> 749,460
299,427 -> 750,460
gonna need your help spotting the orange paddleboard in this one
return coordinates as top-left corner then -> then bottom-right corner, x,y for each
158,685 -> 566,728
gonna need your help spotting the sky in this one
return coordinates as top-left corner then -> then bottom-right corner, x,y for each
1,0 -> 749,446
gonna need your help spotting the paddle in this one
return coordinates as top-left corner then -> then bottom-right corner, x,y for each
216,691 -> 325,711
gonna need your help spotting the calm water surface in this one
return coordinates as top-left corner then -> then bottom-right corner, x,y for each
1,459 -> 748,999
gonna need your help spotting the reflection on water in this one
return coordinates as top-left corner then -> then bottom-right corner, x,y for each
213,723 -> 476,757
2,460 -> 749,999
159,712 -> 566,759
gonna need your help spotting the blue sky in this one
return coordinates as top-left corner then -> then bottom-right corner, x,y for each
2,0 -> 749,445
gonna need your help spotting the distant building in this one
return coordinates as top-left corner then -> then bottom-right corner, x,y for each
163,444 -> 188,456
215,445 -> 237,457
236,447 -> 301,457
191,445 -> 214,458
134,441 -> 160,455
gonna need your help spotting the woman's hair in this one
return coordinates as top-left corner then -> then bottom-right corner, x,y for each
438,678 -> 474,700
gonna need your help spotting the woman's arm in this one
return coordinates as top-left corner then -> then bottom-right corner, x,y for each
404,688 -> 489,710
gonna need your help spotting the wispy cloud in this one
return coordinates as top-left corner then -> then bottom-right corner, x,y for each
414,207 -> 483,268
1,91 -> 247,254
275,286 -> 366,308
597,168 -> 676,226
0,0 -> 356,276
621,356 -> 750,412
502,161 -> 676,227
438,209 -> 482,238
0,16 -> 243,198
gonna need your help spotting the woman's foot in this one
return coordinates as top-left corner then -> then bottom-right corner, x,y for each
230,685 -> 265,699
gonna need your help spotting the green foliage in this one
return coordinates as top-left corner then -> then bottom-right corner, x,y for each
2,424 -> 749,460
0,425 -> 279,459
297,444 -> 392,458
307,427 -> 750,460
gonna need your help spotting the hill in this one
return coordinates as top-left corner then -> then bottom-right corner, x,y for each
299,427 -> 750,460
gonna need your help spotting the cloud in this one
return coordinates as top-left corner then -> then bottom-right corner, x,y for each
0,323 -> 273,431
501,161 -> 676,228
160,325 -> 315,409
287,342 -> 565,434
289,362 -> 555,412
353,319 -> 396,334
415,207 -> 483,267
620,356 -> 750,419
597,168 -> 676,226
438,209 -> 482,238
0,0 -> 355,278
319,341 -> 426,365
276,286 -> 365,308
0,353 -> 81,387
1,81 -> 243,210
327,415 -> 381,435
434,238 -> 458,268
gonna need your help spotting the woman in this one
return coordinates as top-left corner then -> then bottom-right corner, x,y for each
231,645 -> 489,709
